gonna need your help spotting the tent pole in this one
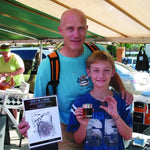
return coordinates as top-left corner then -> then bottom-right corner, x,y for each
39,40 -> 43,62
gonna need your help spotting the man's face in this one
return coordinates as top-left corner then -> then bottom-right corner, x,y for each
59,13 -> 88,51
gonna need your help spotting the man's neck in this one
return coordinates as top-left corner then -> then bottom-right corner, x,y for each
59,47 -> 84,57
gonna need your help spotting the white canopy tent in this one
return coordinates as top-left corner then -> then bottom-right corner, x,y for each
16,0 -> 150,43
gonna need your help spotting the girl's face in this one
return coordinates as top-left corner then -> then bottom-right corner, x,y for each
87,60 -> 115,88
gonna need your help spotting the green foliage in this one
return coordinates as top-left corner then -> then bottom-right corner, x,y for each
118,43 -> 145,51
22,44 -> 37,47
107,45 -> 116,60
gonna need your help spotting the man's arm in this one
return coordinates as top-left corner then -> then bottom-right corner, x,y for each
110,72 -> 133,105
110,72 -> 125,92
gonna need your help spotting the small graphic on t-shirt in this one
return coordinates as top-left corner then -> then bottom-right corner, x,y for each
77,75 -> 89,87
72,72 -> 90,87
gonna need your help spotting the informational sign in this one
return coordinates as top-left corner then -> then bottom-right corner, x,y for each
23,95 -> 62,149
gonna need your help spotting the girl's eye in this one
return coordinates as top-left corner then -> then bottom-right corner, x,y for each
104,69 -> 110,72
94,69 -> 99,72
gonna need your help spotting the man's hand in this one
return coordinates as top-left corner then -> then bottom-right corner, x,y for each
110,72 -> 133,105
18,117 -> 30,138
121,90 -> 133,105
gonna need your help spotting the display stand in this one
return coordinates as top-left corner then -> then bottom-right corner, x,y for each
0,114 -> 7,150
133,96 -> 150,147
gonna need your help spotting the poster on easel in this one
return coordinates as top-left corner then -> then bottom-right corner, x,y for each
23,95 -> 62,149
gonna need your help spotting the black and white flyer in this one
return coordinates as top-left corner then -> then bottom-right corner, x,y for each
23,95 -> 62,149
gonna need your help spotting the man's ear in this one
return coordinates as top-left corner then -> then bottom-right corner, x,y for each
86,68 -> 91,77
58,26 -> 63,36
86,25 -> 88,31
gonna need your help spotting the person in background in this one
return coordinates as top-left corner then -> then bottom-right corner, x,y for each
67,50 -> 132,150
0,44 -> 25,87
0,44 -> 25,119
18,8 -> 133,150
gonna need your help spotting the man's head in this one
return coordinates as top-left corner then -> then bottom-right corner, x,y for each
60,9 -> 87,27
58,8 -> 88,53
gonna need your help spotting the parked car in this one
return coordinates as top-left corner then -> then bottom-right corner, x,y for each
115,61 -> 150,94
122,57 -> 137,69
10,47 -> 53,93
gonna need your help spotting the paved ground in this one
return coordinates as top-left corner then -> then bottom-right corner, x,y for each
4,126 -> 29,150
5,125 -> 150,150
3,94 -> 150,150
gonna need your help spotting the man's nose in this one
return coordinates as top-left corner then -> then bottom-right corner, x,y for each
73,29 -> 80,37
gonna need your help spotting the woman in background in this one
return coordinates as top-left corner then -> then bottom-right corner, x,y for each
0,44 -> 25,119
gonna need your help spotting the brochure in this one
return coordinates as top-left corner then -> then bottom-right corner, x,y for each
23,95 -> 62,149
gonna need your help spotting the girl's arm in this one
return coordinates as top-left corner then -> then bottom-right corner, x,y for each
73,122 -> 88,144
113,114 -> 132,140
100,96 -> 132,140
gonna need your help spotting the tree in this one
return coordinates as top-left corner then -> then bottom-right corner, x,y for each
107,45 -> 116,59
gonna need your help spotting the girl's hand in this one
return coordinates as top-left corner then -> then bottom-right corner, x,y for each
100,96 -> 119,119
75,107 -> 89,126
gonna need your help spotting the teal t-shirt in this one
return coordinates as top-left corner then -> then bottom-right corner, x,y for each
34,44 -> 106,124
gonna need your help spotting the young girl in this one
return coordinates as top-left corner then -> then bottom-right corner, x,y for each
67,50 -> 132,150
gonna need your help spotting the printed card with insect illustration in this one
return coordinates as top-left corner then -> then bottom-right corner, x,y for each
23,95 -> 62,149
